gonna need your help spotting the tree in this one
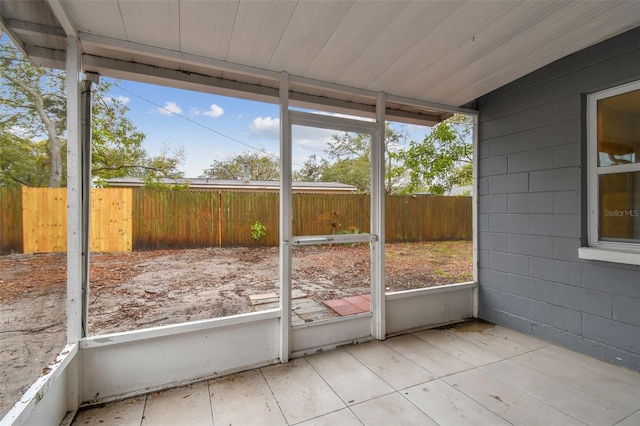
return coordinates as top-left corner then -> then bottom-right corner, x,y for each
394,114 -> 473,195
297,123 -> 408,193
0,38 -> 184,187
201,149 -> 279,180
0,42 -> 66,186
292,154 -> 328,182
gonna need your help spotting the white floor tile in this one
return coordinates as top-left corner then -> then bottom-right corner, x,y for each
350,393 -> 437,426
72,396 -> 145,425
513,347 -> 640,411
404,379 -> 511,426
295,408 -> 363,426
306,348 -> 394,405
261,358 -> 345,424
616,410 -> 640,426
482,359 -> 631,425
413,329 -> 504,367
444,368 -> 584,426
209,369 -> 287,426
541,345 -> 640,389
383,334 -> 472,377
141,382 -> 212,426
345,340 -> 435,390
448,324 -> 547,358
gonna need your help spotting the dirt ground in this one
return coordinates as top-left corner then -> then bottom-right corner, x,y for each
0,241 -> 471,418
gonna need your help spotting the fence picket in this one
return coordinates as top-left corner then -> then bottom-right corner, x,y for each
2,188 -> 471,253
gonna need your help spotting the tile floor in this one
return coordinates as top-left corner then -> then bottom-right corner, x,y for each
72,322 -> 640,426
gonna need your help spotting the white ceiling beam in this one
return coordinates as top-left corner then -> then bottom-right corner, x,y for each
46,0 -> 77,37
79,31 -> 281,82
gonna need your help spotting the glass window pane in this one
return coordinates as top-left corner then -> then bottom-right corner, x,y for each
597,89 -> 640,167
599,172 -> 640,243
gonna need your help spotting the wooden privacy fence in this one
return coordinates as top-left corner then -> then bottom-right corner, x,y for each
2,187 -> 132,254
1,187 -> 471,254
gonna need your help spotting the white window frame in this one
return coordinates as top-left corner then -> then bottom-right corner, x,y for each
579,80 -> 640,265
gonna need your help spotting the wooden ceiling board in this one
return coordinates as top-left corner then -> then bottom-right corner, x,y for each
65,0 -> 127,40
224,1 -> 297,67
178,0 -> 238,59
301,1 -> 410,84
388,1 -> 539,100
266,1 -> 355,75
428,2 -> 640,105
118,0 -> 180,51
333,1 -> 464,91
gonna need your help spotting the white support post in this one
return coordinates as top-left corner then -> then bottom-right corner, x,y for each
472,113 -> 479,318
66,36 -> 85,343
371,92 -> 386,340
279,72 -> 292,362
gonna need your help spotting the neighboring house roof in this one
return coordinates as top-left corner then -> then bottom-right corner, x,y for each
106,177 -> 358,193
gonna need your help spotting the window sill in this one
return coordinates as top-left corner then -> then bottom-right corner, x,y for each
578,246 -> 640,266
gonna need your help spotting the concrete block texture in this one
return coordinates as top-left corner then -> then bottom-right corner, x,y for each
508,234 -> 554,258
583,314 -> 640,354
508,192 -> 553,214
613,296 -> 640,327
529,167 -> 581,192
477,27 -> 640,370
488,252 -> 530,275
508,147 -> 553,173
488,172 -> 529,194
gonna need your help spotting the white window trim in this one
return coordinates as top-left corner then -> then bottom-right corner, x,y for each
580,80 -> 640,266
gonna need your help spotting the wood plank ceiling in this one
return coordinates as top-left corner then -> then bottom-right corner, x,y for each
1,0 -> 639,123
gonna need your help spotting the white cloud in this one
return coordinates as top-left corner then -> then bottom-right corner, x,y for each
158,101 -> 182,115
249,116 -> 280,140
192,104 -> 224,118
203,104 -> 224,118
116,95 -> 130,105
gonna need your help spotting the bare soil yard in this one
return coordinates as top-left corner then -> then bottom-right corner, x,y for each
0,241 -> 471,418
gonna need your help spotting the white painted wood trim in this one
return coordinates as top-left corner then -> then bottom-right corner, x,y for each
2,344 -> 79,426
279,72 -> 292,363
472,113 -> 479,318
578,247 -> 640,265
80,309 -> 280,349
371,91 -> 386,340
289,109 -> 377,133
66,36 -> 84,343
46,0 -> 78,37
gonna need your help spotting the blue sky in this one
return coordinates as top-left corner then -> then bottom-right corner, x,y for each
105,78 -> 430,177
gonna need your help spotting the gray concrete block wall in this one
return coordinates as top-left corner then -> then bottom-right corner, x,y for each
476,27 -> 640,371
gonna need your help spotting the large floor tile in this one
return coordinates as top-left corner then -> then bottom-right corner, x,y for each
345,340 -> 435,389
261,358 -> 345,424
350,393 -> 437,426
141,382 -> 212,425
306,348 -> 394,405
72,396 -> 145,425
616,410 -> 640,426
295,408 -> 363,426
209,369 -> 287,426
413,329 -> 504,367
382,334 -> 472,377
404,379 -> 511,426
444,368 -> 584,425
541,345 -> 640,389
447,323 -> 547,358
513,347 -> 640,411
482,359 -> 631,425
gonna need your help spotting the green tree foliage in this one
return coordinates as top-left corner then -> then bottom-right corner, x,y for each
394,114 -> 473,195
201,149 -> 279,180
295,123 -> 408,193
0,38 -> 184,187
0,42 -> 66,186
